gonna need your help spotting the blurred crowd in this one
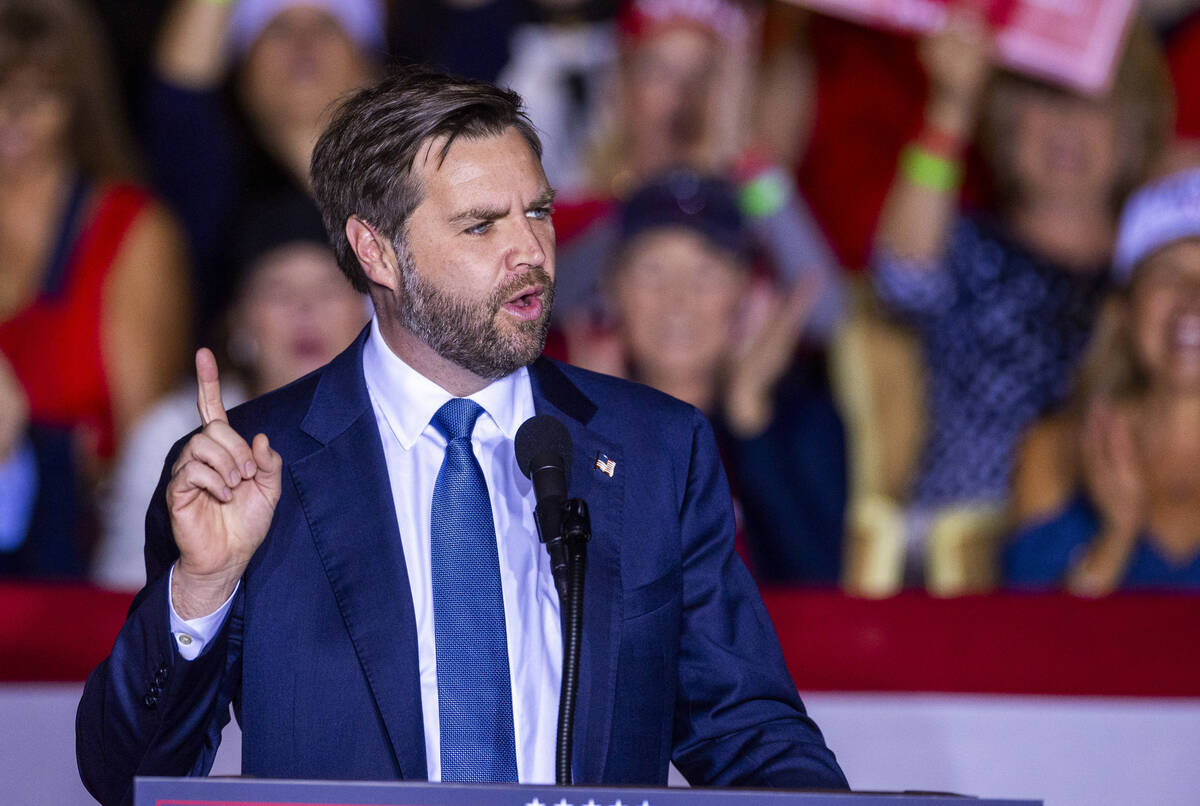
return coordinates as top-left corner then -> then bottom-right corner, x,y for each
3,0 -> 1200,596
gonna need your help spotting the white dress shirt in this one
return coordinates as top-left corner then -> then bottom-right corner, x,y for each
169,315 -> 563,783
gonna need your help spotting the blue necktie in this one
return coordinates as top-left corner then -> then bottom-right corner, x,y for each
429,398 -> 519,782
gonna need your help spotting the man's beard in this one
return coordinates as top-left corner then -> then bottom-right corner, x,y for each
393,244 -> 554,380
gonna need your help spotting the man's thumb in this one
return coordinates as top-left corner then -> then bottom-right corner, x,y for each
251,433 -> 283,496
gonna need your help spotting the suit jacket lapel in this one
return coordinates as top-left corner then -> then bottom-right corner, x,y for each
290,329 -> 428,780
530,358 -> 623,783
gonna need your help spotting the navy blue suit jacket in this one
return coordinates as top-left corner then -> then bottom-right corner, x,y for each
76,330 -> 847,805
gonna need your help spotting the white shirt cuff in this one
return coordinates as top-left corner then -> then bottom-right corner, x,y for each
167,563 -> 239,661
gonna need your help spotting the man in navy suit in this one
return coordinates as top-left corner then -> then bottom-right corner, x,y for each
76,68 -> 847,806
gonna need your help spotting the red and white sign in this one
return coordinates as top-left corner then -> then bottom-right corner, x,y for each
788,0 -> 1135,94
3,585 -> 1200,804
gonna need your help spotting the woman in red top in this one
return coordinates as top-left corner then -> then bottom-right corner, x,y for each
0,0 -> 190,574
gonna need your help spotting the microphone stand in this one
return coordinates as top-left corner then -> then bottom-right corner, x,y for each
546,498 -> 590,786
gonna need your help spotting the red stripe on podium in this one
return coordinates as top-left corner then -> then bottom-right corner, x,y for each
155,800 -> 425,805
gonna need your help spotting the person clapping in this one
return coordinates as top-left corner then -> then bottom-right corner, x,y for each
1007,165 -> 1200,594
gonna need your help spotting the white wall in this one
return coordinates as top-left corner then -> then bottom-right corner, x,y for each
804,693 -> 1200,806
1,684 -> 240,806
6,685 -> 1199,806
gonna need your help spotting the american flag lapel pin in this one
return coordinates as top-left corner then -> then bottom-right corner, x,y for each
594,452 -> 616,478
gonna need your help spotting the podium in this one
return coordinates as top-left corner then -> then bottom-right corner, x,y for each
134,777 -> 1042,805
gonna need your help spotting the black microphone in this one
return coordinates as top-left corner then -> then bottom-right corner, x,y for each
515,415 -> 573,598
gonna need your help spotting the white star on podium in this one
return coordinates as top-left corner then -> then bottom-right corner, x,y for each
525,799 -> 545,806
553,799 -> 573,806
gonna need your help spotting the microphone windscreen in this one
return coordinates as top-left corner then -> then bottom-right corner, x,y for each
515,415 -> 574,482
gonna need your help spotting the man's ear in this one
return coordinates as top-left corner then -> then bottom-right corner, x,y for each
346,217 -> 399,291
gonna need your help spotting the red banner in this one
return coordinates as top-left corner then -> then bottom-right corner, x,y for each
762,588 -> 1200,697
4,583 -> 1200,697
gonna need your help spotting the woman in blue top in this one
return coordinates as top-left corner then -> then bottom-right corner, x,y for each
1006,164 -> 1200,593
866,9 -> 1172,592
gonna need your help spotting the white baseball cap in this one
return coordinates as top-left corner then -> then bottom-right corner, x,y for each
1114,166 -> 1200,282
230,0 -> 386,58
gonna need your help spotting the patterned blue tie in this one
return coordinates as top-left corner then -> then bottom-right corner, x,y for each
429,398 -> 519,782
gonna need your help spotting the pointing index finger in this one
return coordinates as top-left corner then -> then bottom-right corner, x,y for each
195,347 -> 228,427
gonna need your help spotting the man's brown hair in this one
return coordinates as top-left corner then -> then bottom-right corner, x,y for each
310,67 -> 543,292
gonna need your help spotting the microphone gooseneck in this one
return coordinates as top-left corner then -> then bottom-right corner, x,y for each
555,498 -> 589,787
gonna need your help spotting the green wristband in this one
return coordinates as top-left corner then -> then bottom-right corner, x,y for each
900,144 -> 962,193
738,169 -> 792,219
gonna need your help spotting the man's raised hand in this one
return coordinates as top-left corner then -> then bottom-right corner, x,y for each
166,348 -> 282,618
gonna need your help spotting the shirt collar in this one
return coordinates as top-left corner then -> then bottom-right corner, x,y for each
361,314 -> 534,449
